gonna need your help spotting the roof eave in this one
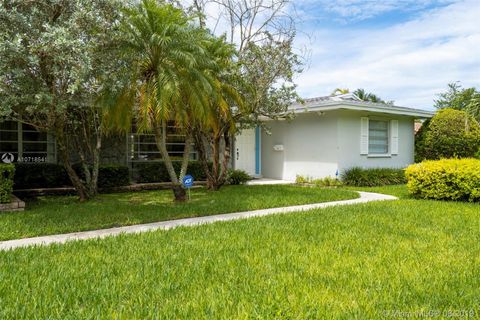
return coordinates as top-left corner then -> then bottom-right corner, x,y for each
290,101 -> 434,118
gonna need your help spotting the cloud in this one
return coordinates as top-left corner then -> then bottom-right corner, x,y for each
294,0 -> 480,109
182,0 -> 479,110
295,0 -> 456,23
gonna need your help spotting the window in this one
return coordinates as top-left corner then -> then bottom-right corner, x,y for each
128,121 -> 197,162
368,120 -> 389,154
0,121 -> 56,163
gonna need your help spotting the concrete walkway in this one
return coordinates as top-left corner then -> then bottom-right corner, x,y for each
0,191 -> 397,251
246,178 -> 294,185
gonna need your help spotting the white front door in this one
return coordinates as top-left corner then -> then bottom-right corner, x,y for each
235,129 -> 256,176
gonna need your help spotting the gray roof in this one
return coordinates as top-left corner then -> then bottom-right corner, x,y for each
289,93 -> 434,118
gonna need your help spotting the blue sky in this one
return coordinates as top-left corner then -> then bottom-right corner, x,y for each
195,0 -> 480,110
292,0 -> 480,110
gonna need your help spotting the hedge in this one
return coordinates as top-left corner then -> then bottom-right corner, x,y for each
341,167 -> 406,187
0,164 -> 15,203
73,164 -> 130,189
405,158 -> 480,202
97,165 -> 130,189
14,163 -> 69,189
135,161 -> 211,183
14,163 -> 129,190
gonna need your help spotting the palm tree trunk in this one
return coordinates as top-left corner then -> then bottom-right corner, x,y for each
179,133 -> 192,179
153,120 -> 187,201
219,132 -> 232,184
154,121 -> 179,184
193,131 -> 215,189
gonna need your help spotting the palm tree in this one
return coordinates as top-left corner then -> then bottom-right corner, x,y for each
331,88 -> 350,95
353,88 -> 386,103
192,36 -> 246,190
108,0 -> 215,201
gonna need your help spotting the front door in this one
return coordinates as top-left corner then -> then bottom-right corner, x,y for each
235,128 -> 256,176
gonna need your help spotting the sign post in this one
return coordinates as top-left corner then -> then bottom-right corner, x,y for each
182,175 -> 194,200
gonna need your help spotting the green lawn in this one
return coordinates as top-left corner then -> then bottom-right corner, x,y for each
346,184 -> 411,199
0,185 -> 357,241
0,186 -> 479,318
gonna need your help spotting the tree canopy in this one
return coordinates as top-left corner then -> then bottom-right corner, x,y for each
415,108 -> 480,161
0,0 -> 127,201
331,88 -> 392,104
0,0 -> 304,198
434,82 -> 480,121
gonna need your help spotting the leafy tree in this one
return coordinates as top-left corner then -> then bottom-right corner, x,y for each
0,0 -> 126,201
189,0 -> 302,190
434,82 -> 480,121
415,108 -> 480,161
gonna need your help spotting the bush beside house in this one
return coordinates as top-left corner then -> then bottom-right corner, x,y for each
14,161 -> 217,190
405,158 -> 480,202
415,108 -> 480,162
226,169 -> 252,185
341,167 -> 406,187
295,175 -> 343,187
14,163 -> 69,189
135,161 -> 211,183
14,163 -> 130,190
74,164 -> 131,189
0,164 -> 15,203
97,165 -> 130,189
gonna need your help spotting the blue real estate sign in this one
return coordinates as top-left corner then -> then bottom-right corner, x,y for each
182,175 -> 194,188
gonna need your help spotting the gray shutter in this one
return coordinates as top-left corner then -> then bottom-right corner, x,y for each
360,117 -> 369,155
391,120 -> 399,155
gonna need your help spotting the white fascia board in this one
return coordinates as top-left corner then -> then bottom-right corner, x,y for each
292,102 -> 434,118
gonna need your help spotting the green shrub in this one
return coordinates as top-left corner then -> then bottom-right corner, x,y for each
135,162 -> 169,183
15,163 -> 130,190
295,175 -> 309,184
313,177 -> 342,187
14,163 -> 68,189
415,108 -> 480,161
135,161 -> 211,183
0,164 -> 15,203
227,169 -> 251,185
98,165 -> 130,189
73,164 -> 130,189
341,167 -> 406,187
295,175 -> 342,187
405,158 -> 480,202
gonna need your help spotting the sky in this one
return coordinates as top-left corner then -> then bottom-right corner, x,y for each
193,0 -> 480,111
292,0 -> 480,110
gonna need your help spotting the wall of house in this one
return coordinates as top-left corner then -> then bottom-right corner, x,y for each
336,109 -> 415,173
261,112 -> 339,181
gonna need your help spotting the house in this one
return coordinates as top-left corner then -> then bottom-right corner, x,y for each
0,93 -> 433,184
234,94 -> 434,181
0,120 -> 194,169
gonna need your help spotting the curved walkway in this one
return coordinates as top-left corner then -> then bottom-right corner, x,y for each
0,191 -> 397,251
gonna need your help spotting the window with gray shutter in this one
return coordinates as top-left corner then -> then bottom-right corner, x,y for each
368,120 -> 389,154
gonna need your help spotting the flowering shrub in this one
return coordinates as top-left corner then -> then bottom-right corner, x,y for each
405,158 -> 480,202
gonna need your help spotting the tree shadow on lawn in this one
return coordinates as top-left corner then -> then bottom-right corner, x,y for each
1,185 -> 357,241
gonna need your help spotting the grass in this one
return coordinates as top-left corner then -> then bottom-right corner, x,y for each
0,185 -> 357,241
0,191 -> 479,318
346,184 -> 411,199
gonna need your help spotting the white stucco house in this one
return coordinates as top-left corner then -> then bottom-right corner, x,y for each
234,94 -> 434,181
